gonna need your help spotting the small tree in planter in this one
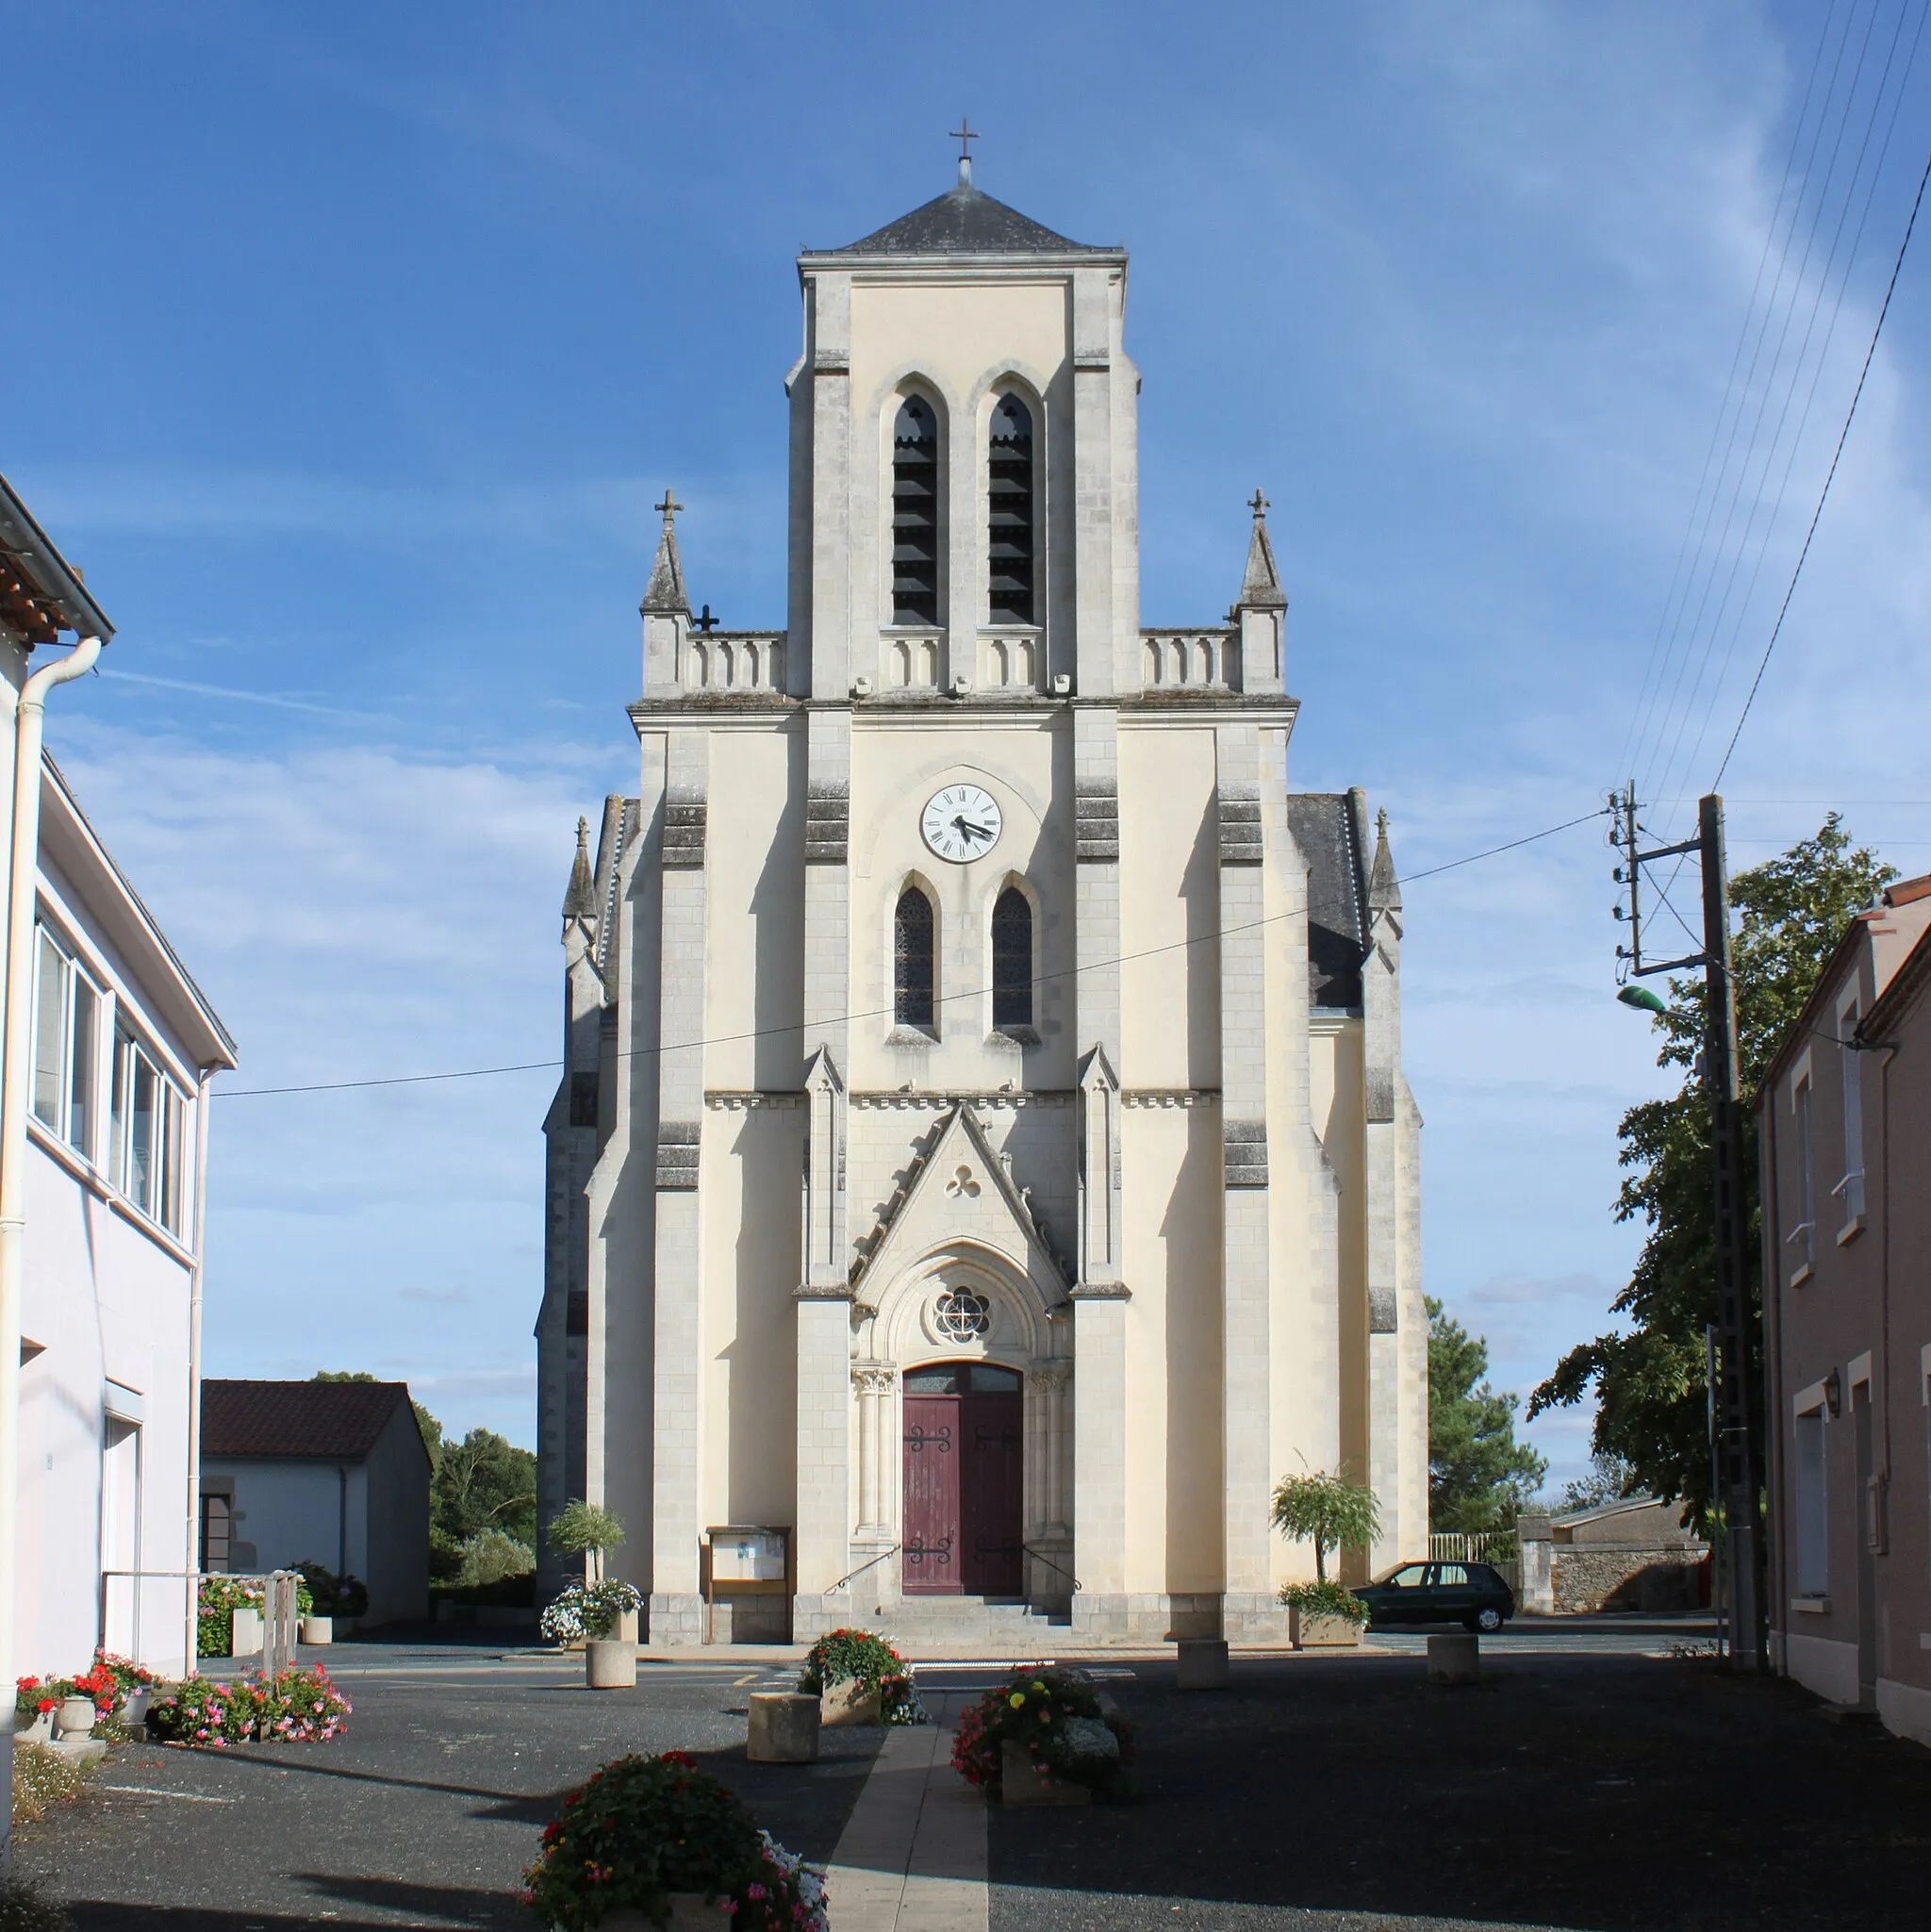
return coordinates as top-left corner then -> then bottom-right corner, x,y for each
521,1750 -> 827,1930
1271,1466 -> 1379,1642
546,1499 -> 625,1584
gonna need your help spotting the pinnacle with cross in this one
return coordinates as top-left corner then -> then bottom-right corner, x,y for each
1248,488 -> 1270,520
950,118 -> 979,160
654,490 -> 684,527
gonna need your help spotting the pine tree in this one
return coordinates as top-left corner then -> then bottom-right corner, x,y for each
1427,1298 -> 1547,1532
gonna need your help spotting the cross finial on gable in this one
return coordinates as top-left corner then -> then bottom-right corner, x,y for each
693,603 -> 718,633
577,815 -> 588,849
1248,488 -> 1270,520
654,490 -> 684,526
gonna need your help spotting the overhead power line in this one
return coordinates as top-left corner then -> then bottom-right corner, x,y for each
214,805 -> 1610,1100
1711,129 -> 1931,788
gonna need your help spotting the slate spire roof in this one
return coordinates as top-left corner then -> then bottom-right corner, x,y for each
1369,808 -> 1402,915
562,815 -> 597,921
640,492 -> 689,616
1237,490 -> 1287,611
817,162 -> 1112,259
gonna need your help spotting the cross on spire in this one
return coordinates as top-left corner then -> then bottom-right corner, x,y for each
1248,488 -> 1270,520
654,490 -> 684,526
950,117 -> 980,160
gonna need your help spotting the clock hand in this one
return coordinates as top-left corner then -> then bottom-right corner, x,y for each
950,816 -> 993,843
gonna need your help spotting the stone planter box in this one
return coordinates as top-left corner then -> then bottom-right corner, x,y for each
748,1693 -> 820,1763
119,1686 -> 151,1726
229,1607 -> 263,1657
1427,1632 -> 1481,1684
1176,1638 -> 1230,1690
299,1616 -> 333,1645
1289,1606 -> 1363,1650
586,1639 -> 637,1689
999,1739 -> 1090,1808
819,1678 -> 881,1726
19,1709 -> 53,1745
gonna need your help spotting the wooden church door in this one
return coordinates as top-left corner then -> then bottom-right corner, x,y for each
902,1363 -> 1024,1595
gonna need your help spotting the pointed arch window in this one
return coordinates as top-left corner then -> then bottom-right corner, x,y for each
894,885 -> 936,1031
987,394 -> 1034,625
991,886 -> 1032,1031
892,397 -> 940,626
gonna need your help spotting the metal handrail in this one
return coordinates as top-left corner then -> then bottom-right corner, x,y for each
1022,1544 -> 1081,1593
828,1545 -> 899,1593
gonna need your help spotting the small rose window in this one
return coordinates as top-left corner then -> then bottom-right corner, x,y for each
933,1288 -> 992,1340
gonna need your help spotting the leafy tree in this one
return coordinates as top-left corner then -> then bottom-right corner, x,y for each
1270,1467 -> 1380,1583
1530,817 -> 1894,1528
1559,1448 -> 1639,1512
546,1499 -> 626,1583
430,1429 -> 537,1549
1427,1296 -> 1548,1532
454,1528 -> 537,1588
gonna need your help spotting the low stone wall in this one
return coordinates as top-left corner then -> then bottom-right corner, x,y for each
1552,1546 -> 1707,1613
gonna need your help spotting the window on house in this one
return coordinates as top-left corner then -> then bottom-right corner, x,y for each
987,394 -> 1034,624
894,885 -> 936,1031
991,886 -> 1032,1031
1839,1006 -> 1865,1224
1795,1405 -> 1828,1596
69,974 -> 98,1156
1790,1075 -> 1815,1274
107,1008 -> 188,1236
31,930 -> 67,1131
891,397 -> 940,627
199,1492 -> 231,1573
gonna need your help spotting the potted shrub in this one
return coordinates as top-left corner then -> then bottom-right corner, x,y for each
96,1650 -> 158,1726
797,1628 -> 928,1726
950,1668 -> 1132,1805
521,1750 -> 827,1930
1270,1465 -> 1379,1648
583,1581 -> 644,1690
147,1662 -> 353,1747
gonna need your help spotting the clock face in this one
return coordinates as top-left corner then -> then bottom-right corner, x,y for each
920,784 -> 1003,864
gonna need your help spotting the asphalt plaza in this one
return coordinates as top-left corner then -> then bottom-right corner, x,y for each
10,1623 -> 1930,1930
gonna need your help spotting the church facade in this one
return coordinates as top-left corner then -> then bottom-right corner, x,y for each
536,163 -> 1427,1646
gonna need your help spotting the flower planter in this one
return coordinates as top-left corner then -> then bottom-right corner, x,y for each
20,1709 -> 53,1744
567,1902 -> 729,1930
299,1616 -> 333,1645
55,1696 -> 97,1740
229,1606 -> 263,1657
1289,1606 -> 1363,1650
119,1686 -> 152,1726
586,1639 -> 637,1690
748,1693 -> 820,1763
818,1677 -> 882,1727
614,1606 -> 639,1644
998,1739 -> 1090,1808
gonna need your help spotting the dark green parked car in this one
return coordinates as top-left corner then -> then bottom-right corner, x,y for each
1352,1560 -> 1514,1633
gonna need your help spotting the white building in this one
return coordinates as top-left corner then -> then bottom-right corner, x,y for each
2,475 -> 237,1691
536,164 -> 1428,1647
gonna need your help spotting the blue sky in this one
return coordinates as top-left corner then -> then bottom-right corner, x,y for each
8,3 -> 1931,1485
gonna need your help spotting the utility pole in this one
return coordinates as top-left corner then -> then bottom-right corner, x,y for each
1613,786 -> 1765,1672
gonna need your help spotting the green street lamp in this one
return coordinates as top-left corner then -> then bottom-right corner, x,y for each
1617,983 -> 1667,1016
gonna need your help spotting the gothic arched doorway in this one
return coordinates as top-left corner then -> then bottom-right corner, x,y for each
901,1361 -> 1024,1595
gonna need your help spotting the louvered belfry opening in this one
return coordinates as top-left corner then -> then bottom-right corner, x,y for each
987,394 -> 1034,624
991,887 -> 1032,1030
894,885 -> 936,1030
892,396 -> 941,626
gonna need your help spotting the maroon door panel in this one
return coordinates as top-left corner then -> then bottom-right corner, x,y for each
962,1391 -> 1024,1594
901,1394 -> 960,1594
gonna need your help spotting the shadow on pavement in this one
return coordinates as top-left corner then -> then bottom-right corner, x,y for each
67,1873 -> 522,1931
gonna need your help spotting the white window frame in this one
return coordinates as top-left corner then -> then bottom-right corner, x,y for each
107,1000 -> 189,1238
30,921 -> 105,1164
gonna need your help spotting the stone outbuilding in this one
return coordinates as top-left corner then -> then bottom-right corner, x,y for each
1517,1496 -> 1708,1614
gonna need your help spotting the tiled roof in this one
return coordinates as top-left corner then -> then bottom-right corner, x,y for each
1286,792 -> 1371,1010
201,1379 -> 421,1462
818,183 -> 1108,257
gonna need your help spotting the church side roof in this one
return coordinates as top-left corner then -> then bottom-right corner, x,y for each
1286,793 -> 1370,1011
813,181 -> 1114,259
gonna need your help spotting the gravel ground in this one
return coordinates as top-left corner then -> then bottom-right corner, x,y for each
985,1650 -> 1931,1931
10,1644 -> 872,1930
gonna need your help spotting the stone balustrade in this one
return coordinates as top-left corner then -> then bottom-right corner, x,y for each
685,631 -> 787,693
1141,627 -> 1239,690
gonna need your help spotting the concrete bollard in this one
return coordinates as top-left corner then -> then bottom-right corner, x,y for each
748,1693 -> 821,1763
1428,1632 -> 1480,1684
1176,1638 -> 1230,1690
586,1639 -> 637,1689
